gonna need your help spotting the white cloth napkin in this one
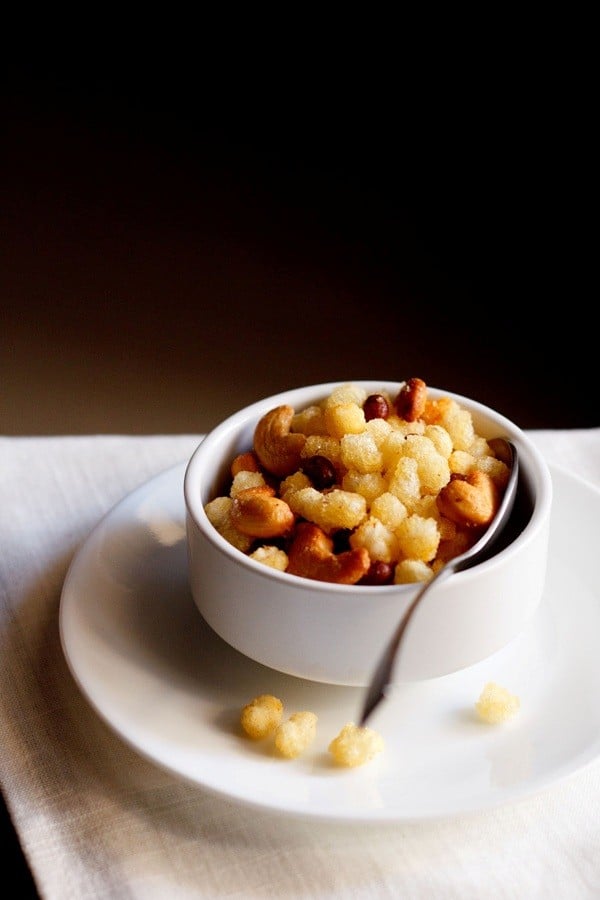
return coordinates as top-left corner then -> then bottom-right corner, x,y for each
1,430 -> 599,900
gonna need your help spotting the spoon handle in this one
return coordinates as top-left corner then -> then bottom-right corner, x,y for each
358,564 -> 453,726
358,439 -> 518,727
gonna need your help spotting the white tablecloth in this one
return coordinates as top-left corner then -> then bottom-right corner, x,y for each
1,430 -> 599,899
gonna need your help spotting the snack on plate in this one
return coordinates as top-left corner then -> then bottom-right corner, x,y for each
274,711 -> 318,759
240,696 -> 383,767
205,378 -> 511,586
240,695 -> 318,760
328,722 -> 385,767
240,694 -> 283,739
475,681 -> 521,724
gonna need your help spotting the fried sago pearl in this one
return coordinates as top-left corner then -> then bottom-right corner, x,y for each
475,681 -> 521,724
240,694 -> 283,739
328,722 -> 385,767
274,711 -> 318,759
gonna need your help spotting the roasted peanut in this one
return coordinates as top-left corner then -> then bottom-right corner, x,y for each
363,393 -> 390,421
301,455 -> 337,490
359,560 -> 395,585
394,377 -> 427,422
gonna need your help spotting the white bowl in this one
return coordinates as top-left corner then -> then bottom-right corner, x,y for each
184,381 -> 552,685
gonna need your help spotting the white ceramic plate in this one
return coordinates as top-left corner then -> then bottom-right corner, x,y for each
60,461 -> 600,824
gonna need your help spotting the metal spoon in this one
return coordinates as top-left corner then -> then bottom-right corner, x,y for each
358,437 -> 519,727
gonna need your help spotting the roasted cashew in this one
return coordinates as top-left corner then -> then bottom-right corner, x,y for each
253,405 -> 306,477
230,486 -> 295,538
436,470 -> 499,528
286,522 -> 370,584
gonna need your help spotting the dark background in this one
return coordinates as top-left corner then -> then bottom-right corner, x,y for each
1,64 -> 596,896
2,68 -> 596,435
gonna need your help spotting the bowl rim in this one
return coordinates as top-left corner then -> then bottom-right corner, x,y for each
184,380 -> 553,594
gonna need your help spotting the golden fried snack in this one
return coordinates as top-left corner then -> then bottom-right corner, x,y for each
274,712 -> 318,758
475,682 -> 520,724
205,379 -> 510,585
328,722 -> 385,767
240,694 -> 283,739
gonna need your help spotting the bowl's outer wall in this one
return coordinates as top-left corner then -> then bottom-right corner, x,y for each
186,510 -> 550,684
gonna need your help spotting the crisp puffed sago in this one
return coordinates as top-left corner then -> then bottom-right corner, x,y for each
274,711 -> 318,758
328,722 -> 385,767
205,378 -> 511,586
248,545 -> 289,570
240,697 -> 383,767
240,696 -> 317,760
240,694 -> 284,739
475,681 -> 521,724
